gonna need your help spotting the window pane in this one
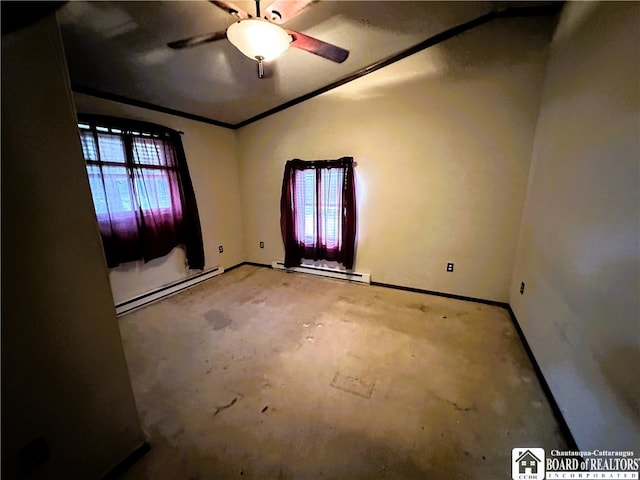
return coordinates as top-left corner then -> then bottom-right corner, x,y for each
86,165 -> 134,215
295,169 -> 316,245
103,165 -> 135,213
304,170 -> 315,244
324,207 -> 339,244
155,175 -> 171,209
80,131 -> 97,161
86,165 -> 108,215
97,133 -> 126,163
134,169 -> 173,211
132,138 -> 169,166
320,169 -> 343,248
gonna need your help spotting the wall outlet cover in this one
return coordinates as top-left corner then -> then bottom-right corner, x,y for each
218,245 -> 223,253
446,263 -> 454,272
260,241 -> 264,248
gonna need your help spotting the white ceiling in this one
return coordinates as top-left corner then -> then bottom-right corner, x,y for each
57,1 -> 559,127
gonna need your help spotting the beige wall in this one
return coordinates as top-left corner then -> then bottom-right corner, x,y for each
237,16 -> 553,302
2,15 -> 143,478
510,2 -> 640,449
74,93 -> 245,305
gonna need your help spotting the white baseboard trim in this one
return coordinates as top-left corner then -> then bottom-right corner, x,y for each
271,261 -> 370,284
115,266 -> 224,316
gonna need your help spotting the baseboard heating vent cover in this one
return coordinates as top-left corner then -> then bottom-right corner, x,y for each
272,261 -> 370,284
115,266 -> 224,316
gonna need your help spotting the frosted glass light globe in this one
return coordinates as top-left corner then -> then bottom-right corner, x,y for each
227,19 -> 291,62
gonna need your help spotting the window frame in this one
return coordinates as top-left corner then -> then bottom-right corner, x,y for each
79,121 -> 179,219
293,165 -> 345,249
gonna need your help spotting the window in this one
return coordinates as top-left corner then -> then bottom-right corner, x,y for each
280,157 -> 356,269
294,168 -> 343,247
77,114 -> 204,270
80,125 -> 175,218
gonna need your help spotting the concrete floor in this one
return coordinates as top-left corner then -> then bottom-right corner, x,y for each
118,265 -> 568,479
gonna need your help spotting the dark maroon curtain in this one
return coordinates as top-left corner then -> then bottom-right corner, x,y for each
77,114 -> 204,270
280,157 -> 356,269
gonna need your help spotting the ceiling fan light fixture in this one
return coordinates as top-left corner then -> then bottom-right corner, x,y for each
227,19 -> 291,62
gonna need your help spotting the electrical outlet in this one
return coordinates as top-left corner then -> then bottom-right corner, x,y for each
446,262 -> 454,272
520,282 -> 525,294
218,245 -> 223,253
259,241 -> 264,249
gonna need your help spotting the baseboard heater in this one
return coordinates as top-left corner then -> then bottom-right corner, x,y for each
115,266 -> 224,316
272,261 -> 370,284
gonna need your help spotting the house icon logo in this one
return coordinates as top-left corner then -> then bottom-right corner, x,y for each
512,447 -> 545,480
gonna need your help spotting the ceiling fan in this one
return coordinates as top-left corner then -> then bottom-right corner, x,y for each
167,0 -> 349,78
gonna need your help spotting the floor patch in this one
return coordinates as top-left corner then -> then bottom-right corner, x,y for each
204,309 -> 232,330
330,371 -> 376,399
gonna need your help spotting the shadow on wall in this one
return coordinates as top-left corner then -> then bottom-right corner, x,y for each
538,2 -> 639,113
326,13 -> 557,102
599,345 -> 640,431
518,224 -> 640,442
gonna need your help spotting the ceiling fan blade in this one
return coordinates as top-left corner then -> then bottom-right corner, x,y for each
167,31 -> 227,50
210,0 -> 251,19
265,0 -> 316,24
287,30 -> 349,63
